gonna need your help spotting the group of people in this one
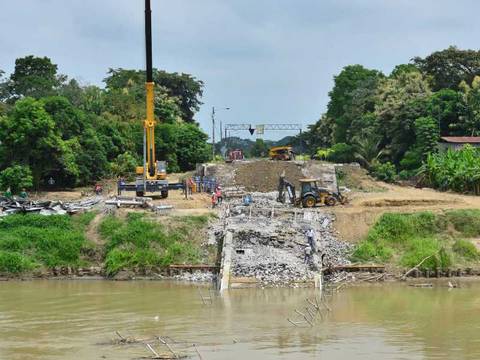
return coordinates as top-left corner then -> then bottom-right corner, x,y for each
2,187 -> 28,200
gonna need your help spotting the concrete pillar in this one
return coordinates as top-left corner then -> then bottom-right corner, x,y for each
219,231 -> 233,292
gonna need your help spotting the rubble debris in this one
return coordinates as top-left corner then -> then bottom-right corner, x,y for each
213,192 -> 353,287
0,197 -> 100,217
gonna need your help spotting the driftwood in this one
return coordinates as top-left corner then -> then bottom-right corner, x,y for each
401,253 -> 437,280
193,344 -> 204,360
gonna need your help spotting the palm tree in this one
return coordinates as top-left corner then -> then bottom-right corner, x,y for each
352,135 -> 386,170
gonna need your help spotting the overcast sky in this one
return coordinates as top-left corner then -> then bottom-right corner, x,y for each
1,0 -> 479,140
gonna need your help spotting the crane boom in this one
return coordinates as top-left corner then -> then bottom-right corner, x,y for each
145,0 -> 156,179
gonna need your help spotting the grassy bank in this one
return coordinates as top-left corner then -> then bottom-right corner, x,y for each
0,213 -> 95,273
352,210 -> 480,270
0,212 -> 214,276
99,213 -> 213,276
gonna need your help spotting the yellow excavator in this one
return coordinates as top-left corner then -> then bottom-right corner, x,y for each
118,0 -> 169,198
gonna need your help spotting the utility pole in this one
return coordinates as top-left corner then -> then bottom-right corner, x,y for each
211,106 -> 230,160
211,106 -> 216,160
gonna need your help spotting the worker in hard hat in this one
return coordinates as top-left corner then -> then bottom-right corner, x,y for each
4,187 -> 12,200
19,188 -> 28,200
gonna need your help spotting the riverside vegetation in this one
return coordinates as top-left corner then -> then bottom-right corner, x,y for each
0,212 -> 213,276
353,210 -> 480,271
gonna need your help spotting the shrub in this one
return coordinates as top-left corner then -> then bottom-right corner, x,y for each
0,165 -> 33,194
327,143 -> 355,163
400,238 -> 450,270
371,161 -> 397,183
110,151 -> 138,179
351,241 -> 393,262
453,240 -> 479,260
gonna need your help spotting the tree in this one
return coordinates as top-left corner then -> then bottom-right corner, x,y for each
154,70 -> 204,122
375,71 -> 431,163
327,143 -> 355,163
303,115 -> 334,153
0,98 -> 62,188
251,139 -> 269,157
415,116 -> 440,159
390,64 -> 420,78
427,89 -> 465,136
352,134 -> 385,170
326,65 -> 383,143
458,76 -> 480,135
103,68 -> 204,123
110,151 -> 138,179
175,124 -> 210,170
8,56 -> 64,99
413,46 -> 480,90
400,116 -> 440,173
41,96 -> 87,139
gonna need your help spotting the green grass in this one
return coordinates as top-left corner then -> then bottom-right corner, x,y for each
452,239 -> 479,260
444,210 -> 480,237
351,210 -> 480,270
100,213 -> 208,276
0,214 -> 91,273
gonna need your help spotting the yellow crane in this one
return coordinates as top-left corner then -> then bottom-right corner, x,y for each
119,0 -> 169,198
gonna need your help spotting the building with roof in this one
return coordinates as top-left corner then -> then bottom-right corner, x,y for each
439,137 -> 480,151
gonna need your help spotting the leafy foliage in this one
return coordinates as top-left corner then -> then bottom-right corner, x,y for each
413,46 -> 480,91
301,47 -> 480,190
0,165 -> 33,193
420,145 -> 480,194
371,162 -> 397,183
0,56 -> 210,188
327,143 -> 355,163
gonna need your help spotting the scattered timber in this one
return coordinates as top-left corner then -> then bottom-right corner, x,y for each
0,197 -> 100,217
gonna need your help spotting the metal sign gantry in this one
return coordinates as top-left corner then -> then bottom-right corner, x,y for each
224,123 -> 302,137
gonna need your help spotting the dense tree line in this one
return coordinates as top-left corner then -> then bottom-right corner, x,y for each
302,46 -> 480,183
0,56 -> 210,190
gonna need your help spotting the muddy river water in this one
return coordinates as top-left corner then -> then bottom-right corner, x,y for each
0,280 -> 479,360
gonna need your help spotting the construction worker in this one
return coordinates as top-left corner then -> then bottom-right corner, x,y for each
304,245 -> 312,264
306,228 -> 316,252
19,188 -> 28,200
215,186 -> 223,204
211,192 -> 217,208
94,183 -> 103,195
4,187 -> 12,200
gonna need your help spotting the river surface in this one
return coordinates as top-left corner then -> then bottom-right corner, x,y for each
0,280 -> 479,360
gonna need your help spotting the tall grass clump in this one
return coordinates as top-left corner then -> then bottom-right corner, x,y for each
352,212 -> 451,270
452,240 -> 479,260
444,210 -> 480,237
0,214 -> 90,273
100,213 -> 205,276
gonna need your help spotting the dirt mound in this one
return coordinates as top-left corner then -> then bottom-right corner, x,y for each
234,161 -> 304,192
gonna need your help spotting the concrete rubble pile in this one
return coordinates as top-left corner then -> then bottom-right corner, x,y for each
0,197 -> 100,217
219,193 -> 353,286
